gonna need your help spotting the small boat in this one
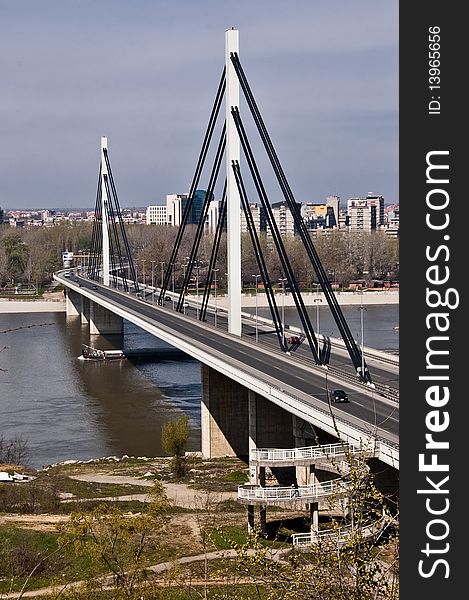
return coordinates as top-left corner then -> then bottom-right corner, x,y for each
81,344 -> 126,361
393,325 -> 399,331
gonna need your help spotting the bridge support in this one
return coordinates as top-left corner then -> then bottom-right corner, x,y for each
293,416 -> 317,486
101,136 -> 110,287
65,289 -> 82,317
81,296 -> 90,326
201,365 -> 249,459
89,301 -> 123,335
225,28 -> 242,337
201,365 -> 295,459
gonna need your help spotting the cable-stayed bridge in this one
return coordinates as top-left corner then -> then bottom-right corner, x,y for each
54,29 -> 398,473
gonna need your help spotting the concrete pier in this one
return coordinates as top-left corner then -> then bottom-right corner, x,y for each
201,365 -> 296,459
89,301 -> 123,335
65,289 -> 81,317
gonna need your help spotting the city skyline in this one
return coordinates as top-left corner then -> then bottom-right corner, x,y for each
1,1 -> 398,210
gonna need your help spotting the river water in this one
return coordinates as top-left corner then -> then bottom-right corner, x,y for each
0,304 -> 398,468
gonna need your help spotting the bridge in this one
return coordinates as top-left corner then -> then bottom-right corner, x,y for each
54,31 -> 398,538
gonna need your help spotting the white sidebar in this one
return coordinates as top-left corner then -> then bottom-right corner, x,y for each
225,28 -> 242,336
101,136 -> 110,286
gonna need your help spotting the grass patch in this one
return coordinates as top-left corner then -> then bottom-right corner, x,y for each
208,525 -> 288,551
0,525 -> 102,594
225,470 -> 248,483
48,473 -> 151,499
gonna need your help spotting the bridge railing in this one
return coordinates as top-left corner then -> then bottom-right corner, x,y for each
251,442 -> 360,463
238,479 -> 351,502
291,513 -> 389,548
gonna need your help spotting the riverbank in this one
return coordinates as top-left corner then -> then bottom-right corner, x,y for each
0,289 -> 398,313
0,291 -> 66,313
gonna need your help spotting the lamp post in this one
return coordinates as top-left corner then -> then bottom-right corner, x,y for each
358,288 -> 367,379
213,268 -> 219,327
170,263 -> 177,310
160,261 -> 165,289
314,283 -> 323,357
142,259 -> 146,290
195,260 -> 201,320
279,277 -> 287,348
150,260 -> 155,302
252,274 -> 261,342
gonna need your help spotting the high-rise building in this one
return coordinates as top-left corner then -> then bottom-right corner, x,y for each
240,203 -> 266,234
166,193 -> 188,226
347,193 -> 385,231
302,202 -> 337,229
166,190 -> 213,226
269,201 -> 301,236
326,195 -> 340,227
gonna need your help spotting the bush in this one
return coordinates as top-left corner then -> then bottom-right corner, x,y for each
161,415 -> 190,478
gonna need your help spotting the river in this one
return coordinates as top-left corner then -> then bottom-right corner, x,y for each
0,304 -> 398,468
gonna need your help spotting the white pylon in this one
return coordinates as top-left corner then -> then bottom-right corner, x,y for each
101,136 -> 110,286
225,28 -> 242,336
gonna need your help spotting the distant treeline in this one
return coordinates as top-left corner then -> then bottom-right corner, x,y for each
0,222 -> 398,291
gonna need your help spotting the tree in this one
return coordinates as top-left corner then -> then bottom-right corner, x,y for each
57,481 -> 170,600
1,232 -> 29,284
161,415 -> 190,478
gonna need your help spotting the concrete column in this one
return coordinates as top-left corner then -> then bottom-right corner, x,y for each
248,390 -> 259,485
101,136 -> 110,287
309,465 -> 319,534
89,301 -> 123,335
200,365 -> 249,459
225,28 -> 242,336
310,502 -> 319,534
260,506 -> 267,536
293,416 -> 315,486
247,505 -> 255,533
81,296 -> 90,326
65,289 -> 81,317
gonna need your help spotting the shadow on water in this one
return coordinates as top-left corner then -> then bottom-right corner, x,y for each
0,312 -> 201,467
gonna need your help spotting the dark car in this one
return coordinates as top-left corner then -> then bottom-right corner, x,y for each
92,285 -> 98,290
330,389 -> 349,403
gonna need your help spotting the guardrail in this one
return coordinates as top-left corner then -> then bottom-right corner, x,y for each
291,514 -> 389,548
240,332 -> 399,404
238,479 -> 351,502
251,442 -> 367,464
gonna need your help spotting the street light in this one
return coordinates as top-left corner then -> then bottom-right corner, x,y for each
195,260 -> 201,320
358,288 -> 367,379
314,283 -> 323,357
142,259 -> 146,289
160,261 -> 165,289
171,263 -> 176,310
279,277 -> 287,348
252,274 -> 261,343
150,260 -> 155,302
213,268 -> 219,327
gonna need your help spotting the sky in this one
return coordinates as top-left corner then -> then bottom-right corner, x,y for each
0,0 -> 398,210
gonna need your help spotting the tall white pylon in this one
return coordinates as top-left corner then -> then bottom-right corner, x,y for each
101,136 -> 110,286
225,28 -> 242,336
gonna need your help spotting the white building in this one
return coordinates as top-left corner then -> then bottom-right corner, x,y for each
146,205 -> 167,225
166,194 -> 188,226
206,199 -> 221,233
